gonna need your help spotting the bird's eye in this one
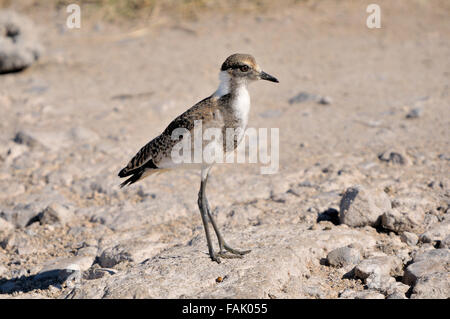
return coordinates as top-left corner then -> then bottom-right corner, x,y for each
240,65 -> 249,72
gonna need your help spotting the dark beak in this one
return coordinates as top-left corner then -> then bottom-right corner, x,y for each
260,71 -> 279,83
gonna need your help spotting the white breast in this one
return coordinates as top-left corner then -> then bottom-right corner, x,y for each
232,85 -> 250,127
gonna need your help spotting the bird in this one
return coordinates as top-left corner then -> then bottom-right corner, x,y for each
118,53 -> 279,263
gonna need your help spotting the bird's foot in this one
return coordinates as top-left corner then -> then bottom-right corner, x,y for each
209,248 -> 250,263
223,243 -> 251,256
208,244 -> 251,263
217,251 -> 244,259
210,253 -> 222,264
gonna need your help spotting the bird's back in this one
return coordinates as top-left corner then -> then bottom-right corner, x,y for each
118,95 -> 222,186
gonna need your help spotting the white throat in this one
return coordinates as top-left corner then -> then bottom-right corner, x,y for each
213,71 -> 251,126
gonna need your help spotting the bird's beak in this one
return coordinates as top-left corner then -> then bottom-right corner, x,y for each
260,71 -> 279,83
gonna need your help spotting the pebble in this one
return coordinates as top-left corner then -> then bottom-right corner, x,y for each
318,96 -> 332,105
339,185 -> 391,227
288,92 -> 317,104
13,131 -> 42,148
410,272 -> 449,299
378,150 -> 409,165
405,107 -> 423,119
381,209 -> 424,233
400,231 -> 419,246
354,256 -> 403,280
419,219 -> 450,245
403,249 -> 449,286
326,246 -> 361,268
0,10 -> 43,73
32,203 -> 75,226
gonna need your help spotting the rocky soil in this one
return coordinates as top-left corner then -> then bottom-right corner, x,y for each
0,0 -> 449,299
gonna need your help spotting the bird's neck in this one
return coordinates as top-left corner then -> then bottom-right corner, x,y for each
214,71 -> 251,126
214,71 -> 248,99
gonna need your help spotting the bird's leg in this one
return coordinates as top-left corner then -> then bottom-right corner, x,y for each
198,172 -> 220,263
200,168 -> 251,258
205,198 -> 251,257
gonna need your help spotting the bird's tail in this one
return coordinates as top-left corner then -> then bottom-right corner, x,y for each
119,168 -> 166,188
119,171 -> 144,188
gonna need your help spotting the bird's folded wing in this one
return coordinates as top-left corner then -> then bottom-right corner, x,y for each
118,96 -> 216,177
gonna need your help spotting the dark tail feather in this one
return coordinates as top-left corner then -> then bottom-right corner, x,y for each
119,170 -> 144,188
118,159 -> 158,188
118,167 -> 130,178
118,159 -> 158,178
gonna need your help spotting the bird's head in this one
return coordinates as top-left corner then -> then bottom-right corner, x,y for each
220,53 -> 279,84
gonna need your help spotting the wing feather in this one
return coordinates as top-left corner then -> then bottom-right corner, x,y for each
118,96 -> 217,179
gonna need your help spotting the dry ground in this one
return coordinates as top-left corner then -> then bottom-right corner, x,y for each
0,0 -> 449,298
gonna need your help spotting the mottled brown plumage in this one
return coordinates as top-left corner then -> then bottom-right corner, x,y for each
118,92 -> 246,187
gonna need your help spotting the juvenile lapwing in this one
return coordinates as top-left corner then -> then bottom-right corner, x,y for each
119,53 -> 279,263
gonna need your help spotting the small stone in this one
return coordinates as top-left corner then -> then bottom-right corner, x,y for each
365,273 -> 394,290
318,96 -> 332,105
259,109 -> 282,118
339,185 -> 391,227
378,150 -> 409,165
400,231 -> 419,246
32,203 -> 74,226
419,219 -> 450,245
288,92 -> 317,104
381,209 -> 424,233
326,246 -> 361,268
365,273 -> 409,295
84,266 -> 117,280
3,143 -> 27,161
403,249 -> 450,286
13,131 -> 42,148
13,130 -> 67,151
405,107 -> 423,119
355,256 -> 403,280
98,245 -> 132,268
0,10 -> 43,73
410,272 -> 450,299
439,235 -> 450,249
0,233 -> 15,249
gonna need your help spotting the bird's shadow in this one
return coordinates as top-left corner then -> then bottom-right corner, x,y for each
0,269 -> 76,294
